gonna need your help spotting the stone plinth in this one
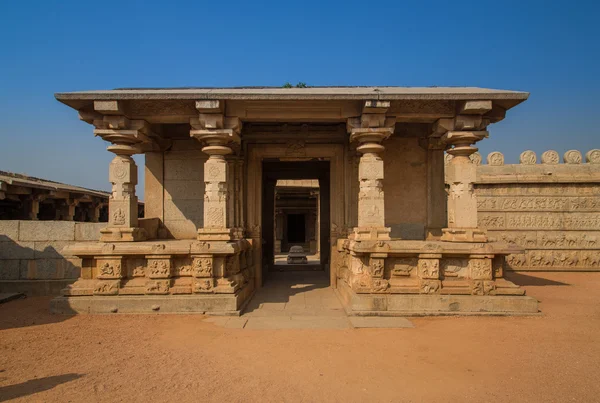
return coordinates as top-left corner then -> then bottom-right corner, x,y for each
51,239 -> 255,315
333,238 -> 537,315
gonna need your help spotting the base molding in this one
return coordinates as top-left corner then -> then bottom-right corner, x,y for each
51,282 -> 254,315
336,280 -> 538,316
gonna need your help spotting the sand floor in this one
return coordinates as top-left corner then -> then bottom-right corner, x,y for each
1,271 -> 599,402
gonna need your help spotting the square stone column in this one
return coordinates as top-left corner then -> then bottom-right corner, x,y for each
91,113 -> 156,242
349,127 -> 393,241
190,109 -> 241,241
441,130 -> 488,242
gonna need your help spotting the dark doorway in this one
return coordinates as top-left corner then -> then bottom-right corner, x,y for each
261,160 -> 330,281
287,214 -> 305,243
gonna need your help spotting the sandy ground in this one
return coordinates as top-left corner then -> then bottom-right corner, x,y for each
1,271 -> 600,402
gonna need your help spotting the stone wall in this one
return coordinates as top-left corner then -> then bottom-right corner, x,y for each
0,220 -> 105,295
448,149 -> 600,271
384,137 -> 428,239
145,139 -> 207,239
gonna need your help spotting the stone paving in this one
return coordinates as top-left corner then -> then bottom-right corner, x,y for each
204,271 -> 414,329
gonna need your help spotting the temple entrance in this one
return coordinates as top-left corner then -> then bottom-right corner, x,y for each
261,160 -> 330,280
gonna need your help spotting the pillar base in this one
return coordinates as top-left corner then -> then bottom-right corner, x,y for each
197,228 -> 236,241
349,227 -> 391,241
441,227 -> 487,243
100,227 -> 147,242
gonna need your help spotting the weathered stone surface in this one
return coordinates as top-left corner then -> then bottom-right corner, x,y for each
19,221 -> 75,241
0,241 -> 35,259
74,223 -> 105,241
0,260 -> 20,280
0,221 -> 19,240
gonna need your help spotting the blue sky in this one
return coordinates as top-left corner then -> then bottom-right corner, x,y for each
0,0 -> 598,195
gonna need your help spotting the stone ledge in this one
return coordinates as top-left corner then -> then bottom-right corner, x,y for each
0,280 -> 76,296
50,291 -> 252,315
336,280 -> 539,316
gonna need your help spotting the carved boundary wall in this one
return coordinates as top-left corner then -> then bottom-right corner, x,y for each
447,149 -> 600,271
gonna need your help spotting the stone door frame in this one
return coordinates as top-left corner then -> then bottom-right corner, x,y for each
246,143 -> 347,288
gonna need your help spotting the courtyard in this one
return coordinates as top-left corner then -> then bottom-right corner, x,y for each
1,271 -> 599,402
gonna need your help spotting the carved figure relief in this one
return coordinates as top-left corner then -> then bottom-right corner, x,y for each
419,280 -> 440,294
418,259 -> 440,279
146,280 -> 169,294
193,257 -> 213,277
469,259 -> 492,280
469,152 -> 482,166
94,281 -> 118,295
541,150 -> 559,164
99,261 -> 122,278
149,260 -> 170,277
519,150 -> 537,165
471,280 -> 495,296
372,279 -> 389,292
586,149 -> 600,164
113,208 -> 126,225
564,150 -> 582,164
194,279 -> 213,292
441,258 -> 467,278
390,258 -> 416,277
487,152 -> 504,166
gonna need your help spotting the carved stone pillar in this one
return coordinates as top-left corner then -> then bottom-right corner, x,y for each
437,111 -> 490,242
100,147 -> 145,241
91,116 -> 153,242
348,109 -> 394,241
190,101 -> 241,241
78,101 -> 169,239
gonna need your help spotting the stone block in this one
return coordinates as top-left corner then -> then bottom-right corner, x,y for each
164,159 -> 203,181
389,223 -> 426,240
0,220 -> 20,240
139,217 -> 160,239
19,259 -> 77,280
163,220 -> 199,239
0,241 -> 35,259
74,223 -> 105,241
164,180 -> 204,200
0,260 -> 20,280
19,221 -> 75,241
164,199 -> 204,221
33,241 -> 71,258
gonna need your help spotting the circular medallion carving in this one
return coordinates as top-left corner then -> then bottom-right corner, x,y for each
563,150 -> 582,164
487,151 -> 504,166
469,152 -> 482,166
541,150 -> 559,164
519,150 -> 537,165
113,165 -> 127,180
586,149 -> 600,164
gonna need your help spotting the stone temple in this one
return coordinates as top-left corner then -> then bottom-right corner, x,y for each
50,87 -> 538,315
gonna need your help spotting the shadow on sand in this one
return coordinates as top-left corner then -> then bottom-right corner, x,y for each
506,271 -> 570,286
0,373 -> 83,401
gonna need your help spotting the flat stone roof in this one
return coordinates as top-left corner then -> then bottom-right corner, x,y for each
55,86 -> 529,102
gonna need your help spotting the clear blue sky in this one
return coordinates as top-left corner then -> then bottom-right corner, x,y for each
1,0 -> 598,196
